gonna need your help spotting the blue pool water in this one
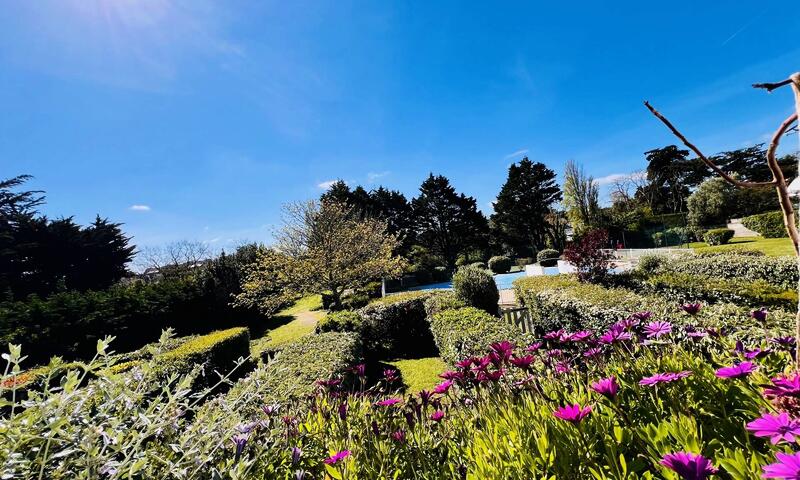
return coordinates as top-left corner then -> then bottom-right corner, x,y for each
408,268 -> 560,292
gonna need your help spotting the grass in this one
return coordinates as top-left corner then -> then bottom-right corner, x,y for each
280,294 -> 323,315
250,295 -> 325,357
687,236 -> 793,257
386,357 -> 447,393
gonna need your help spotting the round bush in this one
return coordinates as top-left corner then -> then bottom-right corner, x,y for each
487,256 -> 511,274
536,249 -> 560,267
315,310 -> 363,334
515,257 -> 534,267
452,265 -> 499,315
470,261 -> 487,269
637,254 -> 667,274
703,228 -> 734,246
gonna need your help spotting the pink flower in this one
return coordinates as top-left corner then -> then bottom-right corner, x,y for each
543,329 -> 567,341
567,330 -> 593,342
553,403 -> 592,424
439,370 -> 464,381
639,371 -> 692,386
715,362 -> 756,379
660,452 -> 718,480
390,430 -> 406,443
554,362 -> 571,375
600,324 -> 632,344
374,398 -> 402,407
490,340 -> 515,358
324,450 -> 350,465
763,452 -> 800,479
456,357 -> 477,369
527,342 -> 543,352
764,374 -> 800,398
631,311 -> 652,322
643,321 -> 672,338
433,380 -> 453,395
383,368 -> 398,382
591,377 -> 619,399
430,410 -> 445,422
680,303 -> 702,316
743,348 -> 772,360
509,355 -> 535,369
747,412 -> 800,445
583,347 -> 603,358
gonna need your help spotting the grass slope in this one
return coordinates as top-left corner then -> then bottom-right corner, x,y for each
386,357 -> 447,393
250,295 -> 325,357
688,236 -> 793,256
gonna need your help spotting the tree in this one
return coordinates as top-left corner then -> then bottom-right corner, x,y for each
411,174 -> 490,270
563,229 -> 615,284
642,145 -> 706,213
562,160 -> 599,234
239,200 -> 405,310
138,240 -> 210,278
687,177 -> 736,228
490,157 -> 562,257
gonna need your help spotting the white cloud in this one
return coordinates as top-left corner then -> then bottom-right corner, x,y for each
504,149 -> 529,160
129,204 -> 151,211
317,180 -> 339,190
594,171 -> 646,186
366,171 -> 390,183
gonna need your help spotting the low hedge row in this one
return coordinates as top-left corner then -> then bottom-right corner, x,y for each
643,253 -> 797,290
741,210 -> 787,238
703,228 -> 734,245
513,275 -> 794,338
429,306 -> 528,364
638,272 -> 797,309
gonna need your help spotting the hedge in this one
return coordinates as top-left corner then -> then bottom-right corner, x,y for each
536,249 -> 560,267
741,210 -> 787,238
315,310 -> 363,334
357,292 -> 439,359
703,228 -> 734,245
452,265 -> 499,314
154,327 -> 251,387
488,256 -> 512,274
429,307 -> 528,364
639,272 -> 797,309
661,253 -> 797,290
513,275 -> 794,339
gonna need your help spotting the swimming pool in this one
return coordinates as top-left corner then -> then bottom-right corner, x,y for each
408,269 -> 559,292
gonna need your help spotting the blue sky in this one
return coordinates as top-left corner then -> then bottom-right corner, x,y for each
1,1 -> 798,252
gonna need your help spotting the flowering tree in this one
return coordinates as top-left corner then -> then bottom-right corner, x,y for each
238,200 -> 406,311
563,229 -> 615,283
645,71 -> 800,364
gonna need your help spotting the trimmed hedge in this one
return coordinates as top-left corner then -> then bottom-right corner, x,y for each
741,211 -> 787,238
452,265 -> 499,314
356,292 -> 439,359
154,327 -> 251,387
663,253 -> 797,290
488,256 -> 512,274
536,249 -> 560,267
513,275 -> 794,339
703,228 -> 734,245
429,307 -> 526,364
639,272 -> 797,309
315,310 -> 362,334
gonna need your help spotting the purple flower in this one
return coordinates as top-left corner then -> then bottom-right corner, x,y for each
772,336 -> 797,348
433,380 -> 453,395
553,403 -> 592,424
764,375 -> 800,398
383,368 -> 398,382
316,378 -> 342,388
430,410 -> 445,422
614,317 -> 640,331
715,362 -> 756,379
262,404 -> 280,416
391,429 -> 406,442
509,355 -> 535,369
751,308 -> 768,322
591,377 -> 619,399
763,452 -> 800,479
477,369 -> 505,382
291,447 -> 302,465
639,371 -> 692,386
600,324 -> 632,344
440,370 -> 463,381
583,347 -> 603,358
419,390 -> 433,406
567,330 -> 593,342
660,452 -> 718,480
644,321 -> 672,338
456,357 -> 477,369
374,398 -> 402,407
631,311 -> 652,322
351,363 -> 366,377
680,303 -> 702,316
543,329 -> 567,341
747,412 -> 800,445
554,362 -> 571,375
231,434 -> 248,462
490,340 -> 515,359
338,402 -> 348,420
527,342 -> 543,352
743,348 -> 772,360
324,450 -> 350,465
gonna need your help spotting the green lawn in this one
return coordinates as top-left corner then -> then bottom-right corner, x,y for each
687,236 -> 794,256
250,295 -> 325,357
386,357 -> 447,393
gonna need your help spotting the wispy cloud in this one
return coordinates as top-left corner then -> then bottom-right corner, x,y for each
366,171 -> 390,183
594,171 -> 646,186
129,204 -> 152,211
317,180 -> 339,190
504,149 -> 529,160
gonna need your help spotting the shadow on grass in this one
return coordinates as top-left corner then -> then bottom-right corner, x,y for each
248,314 -> 295,339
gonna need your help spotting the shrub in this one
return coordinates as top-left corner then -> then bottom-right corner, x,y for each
664,253 -> 797,290
515,257 -> 534,267
563,229 -> 614,283
154,327 -> 251,387
513,274 -> 793,338
636,253 -> 668,274
423,291 -> 468,318
469,261 -> 487,269
741,210 -> 787,238
452,265 -> 499,315
640,272 -> 797,309
429,307 -> 524,364
536,249 -> 560,267
357,292 -> 438,359
703,228 -> 734,245
488,256 -> 512,273
315,310 -> 363,334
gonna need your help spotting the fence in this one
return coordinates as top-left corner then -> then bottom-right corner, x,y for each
500,306 -> 534,333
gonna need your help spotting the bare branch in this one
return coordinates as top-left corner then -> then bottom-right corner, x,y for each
753,78 -> 793,92
643,101 -> 777,188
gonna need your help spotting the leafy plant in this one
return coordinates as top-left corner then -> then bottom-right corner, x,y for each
703,228 -> 734,245
741,211 -> 787,238
488,255 -> 512,274
452,265 -> 499,314
536,249 -> 560,267
563,229 -> 615,283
